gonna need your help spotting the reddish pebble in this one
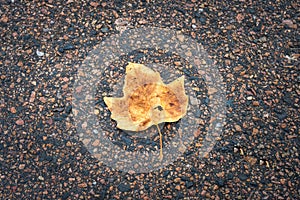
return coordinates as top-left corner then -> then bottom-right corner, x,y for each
10,107 -> 17,113
16,119 -> 24,125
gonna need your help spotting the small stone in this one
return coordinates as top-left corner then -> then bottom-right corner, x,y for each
65,105 -> 72,114
282,19 -> 297,29
128,170 -> 135,175
247,96 -> 253,100
78,182 -> 87,188
19,164 -> 25,170
265,91 -> 273,95
208,87 -> 218,95
191,24 -> 197,29
99,179 -> 106,184
236,13 -> 244,23
238,173 -> 248,181
10,107 -> 17,113
58,47 -> 64,53
1,15 -> 8,23
253,101 -> 259,106
190,96 -> 199,105
258,36 -> 267,42
280,123 -> 287,129
53,107 -> 64,112
46,118 -> 53,125
66,141 -> 72,147
186,181 -> 194,188
38,176 -> 44,181
101,27 -> 109,33
16,119 -> 24,125
252,128 -> 259,135
259,160 -> 264,165
216,171 -> 225,178
29,91 -> 36,102
234,124 -> 242,132
92,139 -> 100,146
138,19 -> 148,24
177,34 -> 185,42
63,44 -> 75,51
82,139 -> 91,146
199,16 -> 206,24
90,2 -> 99,7
213,185 -> 219,190
234,147 -> 239,153
174,61 -> 181,66
39,97 -> 47,103
174,177 -> 181,183
62,77 -> 69,82
66,53 -> 72,59
36,49 -> 44,57
94,109 -> 100,115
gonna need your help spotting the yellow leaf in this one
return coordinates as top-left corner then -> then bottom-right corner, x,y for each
104,62 -> 188,131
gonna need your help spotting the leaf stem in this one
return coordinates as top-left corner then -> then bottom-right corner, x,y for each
156,124 -> 163,161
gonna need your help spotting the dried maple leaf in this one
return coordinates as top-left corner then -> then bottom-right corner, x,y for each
104,62 -> 189,160
104,62 -> 188,131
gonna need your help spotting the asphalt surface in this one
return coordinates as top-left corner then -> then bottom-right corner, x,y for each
0,0 -> 299,199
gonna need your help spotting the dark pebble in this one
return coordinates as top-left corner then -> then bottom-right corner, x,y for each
53,107 -> 64,112
176,192 -> 184,200
202,97 -> 210,105
58,47 -> 65,53
65,105 -> 72,114
199,16 -> 207,24
175,7 -> 185,15
61,113 -> 69,119
63,44 -> 76,51
182,69 -> 191,76
101,27 -> 109,33
117,183 -> 131,192
191,167 -> 199,174
163,170 -> 170,177
216,178 -> 225,187
249,182 -> 258,187
38,151 -> 49,162
144,184 -> 150,190
23,34 -> 32,40
127,146 -> 135,151
180,176 -> 189,182
227,173 -> 234,180
253,23 -> 262,32
238,173 -> 249,181
185,181 -> 194,189
90,30 -> 97,36
277,112 -> 287,120
282,94 -> 293,105
82,170 -> 89,176
62,192 -> 70,200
